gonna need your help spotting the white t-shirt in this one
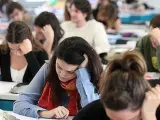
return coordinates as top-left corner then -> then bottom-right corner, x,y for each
10,65 -> 28,83
61,20 -> 110,54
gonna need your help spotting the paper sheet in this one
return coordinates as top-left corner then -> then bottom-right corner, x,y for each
8,112 -> 73,120
0,81 -> 17,94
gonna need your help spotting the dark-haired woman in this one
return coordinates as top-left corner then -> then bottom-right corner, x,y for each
73,50 -> 160,120
0,21 -> 48,83
13,36 -> 102,119
34,11 -> 64,57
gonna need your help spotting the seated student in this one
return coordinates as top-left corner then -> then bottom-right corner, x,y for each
6,2 -> 35,29
120,0 -> 153,13
0,21 -> 48,83
93,0 -> 118,19
73,50 -> 160,120
13,36 -> 102,119
96,4 -> 121,31
136,15 -> 160,72
34,11 -> 64,57
61,0 -> 110,64
64,0 -> 72,21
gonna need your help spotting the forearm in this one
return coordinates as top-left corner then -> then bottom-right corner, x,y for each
76,68 -> 99,107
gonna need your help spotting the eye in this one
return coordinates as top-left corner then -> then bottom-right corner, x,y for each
68,71 -> 74,74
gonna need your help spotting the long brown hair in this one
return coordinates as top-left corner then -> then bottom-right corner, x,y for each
64,0 -> 72,21
0,21 -> 43,52
97,4 -> 118,29
46,37 -> 103,104
100,50 -> 151,111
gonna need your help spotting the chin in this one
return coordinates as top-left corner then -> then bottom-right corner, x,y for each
71,19 -> 77,23
59,77 -> 68,82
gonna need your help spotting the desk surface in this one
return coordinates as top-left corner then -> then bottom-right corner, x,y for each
0,81 -> 18,101
0,93 -> 18,101
8,112 -> 73,120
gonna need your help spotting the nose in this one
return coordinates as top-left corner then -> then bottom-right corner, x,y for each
59,70 -> 67,78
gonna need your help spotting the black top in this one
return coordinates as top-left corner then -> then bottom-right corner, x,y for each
73,100 -> 160,120
0,50 -> 48,83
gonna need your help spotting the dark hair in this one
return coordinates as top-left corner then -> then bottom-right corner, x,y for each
6,2 -> 24,17
150,14 -> 160,28
126,0 -> 137,4
97,4 -> 118,28
100,50 -> 150,111
64,0 -> 72,21
4,21 -> 42,51
70,0 -> 92,21
46,36 -> 103,103
0,0 -> 12,13
34,11 -> 64,51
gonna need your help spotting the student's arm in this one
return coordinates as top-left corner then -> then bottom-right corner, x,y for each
75,68 -> 99,107
24,50 -> 48,76
93,22 -> 110,54
13,63 -> 49,118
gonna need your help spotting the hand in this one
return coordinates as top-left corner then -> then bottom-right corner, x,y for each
19,39 -> 32,54
149,28 -> 160,46
39,106 -> 69,119
141,85 -> 160,120
41,25 -> 54,46
79,54 -> 88,68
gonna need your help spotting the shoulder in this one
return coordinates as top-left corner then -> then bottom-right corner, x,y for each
73,100 -> 109,120
61,21 -> 73,28
33,50 -> 48,59
138,35 -> 151,45
88,19 -> 104,28
87,20 -> 105,33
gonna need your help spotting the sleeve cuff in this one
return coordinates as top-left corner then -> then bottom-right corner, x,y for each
33,106 -> 46,118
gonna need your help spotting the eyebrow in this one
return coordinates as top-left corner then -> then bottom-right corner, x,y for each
57,63 -> 77,73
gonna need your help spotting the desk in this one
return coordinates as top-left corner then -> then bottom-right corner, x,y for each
120,10 -> 158,24
0,82 -> 19,111
8,112 -> 73,120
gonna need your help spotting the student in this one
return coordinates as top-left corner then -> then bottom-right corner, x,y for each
13,36 -> 102,119
0,21 -> 48,83
136,15 -> 160,72
61,0 -> 110,63
73,50 -> 160,120
93,0 -> 117,19
64,0 -> 72,21
120,0 -> 153,13
6,2 -> 35,28
34,11 -> 64,57
96,4 -> 121,31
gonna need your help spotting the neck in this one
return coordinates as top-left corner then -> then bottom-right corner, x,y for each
76,20 -> 87,28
